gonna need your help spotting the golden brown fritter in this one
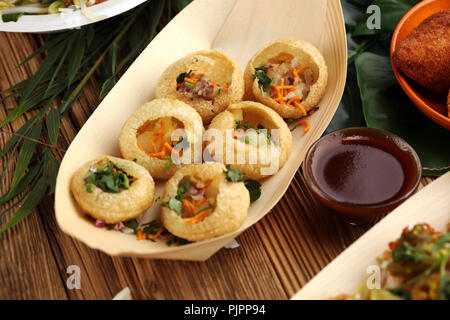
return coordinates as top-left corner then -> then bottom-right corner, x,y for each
393,10 -> 450,95
447,90 -> 450,118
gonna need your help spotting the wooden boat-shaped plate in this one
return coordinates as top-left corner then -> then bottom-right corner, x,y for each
293,171 -> 450,299
54,0 -> 347,261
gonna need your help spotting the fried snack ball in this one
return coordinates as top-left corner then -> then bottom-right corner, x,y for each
392,10 -> 450,95
155,50 -> 244,123
161,163 -> 250,242
206,101 -> 292,180
71,156 -> 155,224
119,99 -> 204,180
447,90 -> 450,118
244,39 -> 328,119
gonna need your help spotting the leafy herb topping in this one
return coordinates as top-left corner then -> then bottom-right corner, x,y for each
224,165 -> 243,182
156,180 -> 193,215
223,166 -> 261,202
85,161 -> 134,193
392,241 -> 431,263
252,64 -> 273,94
244,180 -> 262,202
176,70 -> 192,84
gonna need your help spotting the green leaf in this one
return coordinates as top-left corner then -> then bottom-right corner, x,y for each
172,0 -> 193,12
7,123 -> 42,195
0,109 -> 44,158
2,13 -> 24,23
176,180 -> 192,200
325,63 -> 366,133
354,52 -> 450,176
46,151 -> 59,195
433,233 -> 450,256
168,198 -> 182,215
392,241 -> 431,263
353,0 -> 421,36
224,165 -> 243,182
438,275 -> 450,300
45,36 -> 74,98
67,30 -> 86,88
21,42 -> 65,101
0,162 -> 42,205
126,219 -> 139,234
0,176 -> 47,235
17,32 -> 67,68
99,77 -> 116,99
244,180 -> 262,202
46,106 -> 60,145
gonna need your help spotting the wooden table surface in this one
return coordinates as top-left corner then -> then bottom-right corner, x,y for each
0,31 -> 436,300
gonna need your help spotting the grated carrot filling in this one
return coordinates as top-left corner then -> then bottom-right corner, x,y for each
298,120 -> 310,133
183,210 -> 211,223
137,229 -> 145,241
147,227 -> 163,240
137,119 -> 179,160
182,198 -> 197,216
268,65 -> 309,114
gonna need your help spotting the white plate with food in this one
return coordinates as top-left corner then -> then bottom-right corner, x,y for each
292,171 -> 450,300
54,0 -> 347,261
0,0 -> 147,33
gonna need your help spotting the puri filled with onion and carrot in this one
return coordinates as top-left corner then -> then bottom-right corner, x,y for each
70,156 -> 155,224
160,163 -> 250,242
244,39 -> 328,119
206,101 -> 292,180
119,98 -> 204,180
155,50 -> 244,124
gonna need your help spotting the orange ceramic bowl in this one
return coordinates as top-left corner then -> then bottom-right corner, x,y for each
390,0 -> 450,130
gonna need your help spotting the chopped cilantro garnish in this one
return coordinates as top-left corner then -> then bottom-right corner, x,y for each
162,155 -> 174,171
224,165 -> 243,182
253,65 -> 273,94
125,219 -> 139,234
167,236 -> 191,247
244,180 -> 261,202
84,161 -> 134,193
157,180 -> 193,215
176,70 -> 192,84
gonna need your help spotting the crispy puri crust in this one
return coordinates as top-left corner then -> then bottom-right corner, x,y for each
244,39 -> 328,119
70,156 -> 155,224
393,10 -> 450,95
119,99 -> 204,180
161,163 -> 250,242
207,101 -> 292,180
155,50 -> 244,123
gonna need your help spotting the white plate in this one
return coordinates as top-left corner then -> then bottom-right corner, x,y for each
292,171 -> 450,300
0,0 -> 147,33
54,0 -> 347,261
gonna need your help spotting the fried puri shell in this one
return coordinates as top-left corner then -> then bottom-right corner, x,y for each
244,39 -> 328,119
71,156 -> 155,224
161,163 -> 250,242
119,99 -> 204,180
207,101 -> 292,180
393,10 -> 450,95
155,50 -> 244,123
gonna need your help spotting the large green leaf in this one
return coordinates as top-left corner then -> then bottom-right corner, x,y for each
0,176 -> 47,235
354,52 -> 450,176
353,0 -> 421,36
